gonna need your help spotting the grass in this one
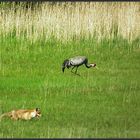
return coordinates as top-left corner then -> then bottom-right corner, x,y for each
0,34 -> 140,138
0,2 -> 140,138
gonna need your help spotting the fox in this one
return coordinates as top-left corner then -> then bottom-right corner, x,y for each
0,108 -> 41,121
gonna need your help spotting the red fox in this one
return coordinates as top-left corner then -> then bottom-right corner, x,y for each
0,108 -> 41,121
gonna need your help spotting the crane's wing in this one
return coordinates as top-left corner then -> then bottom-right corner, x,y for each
69,56 -> 86,66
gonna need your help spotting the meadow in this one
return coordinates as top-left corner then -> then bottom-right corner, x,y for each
0,2 -> 140,138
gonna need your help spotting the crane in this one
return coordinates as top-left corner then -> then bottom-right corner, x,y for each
62,56 -> 96,74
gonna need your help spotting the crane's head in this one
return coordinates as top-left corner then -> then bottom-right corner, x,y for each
91,63 -> 96,67
62,59 -> 70,73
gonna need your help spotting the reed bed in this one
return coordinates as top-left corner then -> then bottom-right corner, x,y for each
0,2 -> 139,42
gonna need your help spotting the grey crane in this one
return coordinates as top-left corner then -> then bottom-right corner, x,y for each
62,56 -> 96,74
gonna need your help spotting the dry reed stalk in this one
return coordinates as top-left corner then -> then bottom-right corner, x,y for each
0,2 -> 139,42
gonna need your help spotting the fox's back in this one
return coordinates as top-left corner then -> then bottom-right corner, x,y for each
15,109 -> 34,120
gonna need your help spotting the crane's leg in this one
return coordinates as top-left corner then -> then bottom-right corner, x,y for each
75,66 -> 78,74
71,66 -> 76,72
71,66 -> 80,76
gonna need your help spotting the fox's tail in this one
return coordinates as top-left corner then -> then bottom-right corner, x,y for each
0,113 -> 6,120
0,112 -> 12,120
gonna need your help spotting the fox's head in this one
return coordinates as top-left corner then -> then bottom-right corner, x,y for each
35,108 -> 41,118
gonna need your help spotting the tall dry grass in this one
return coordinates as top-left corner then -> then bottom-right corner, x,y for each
0,2 -> 139,42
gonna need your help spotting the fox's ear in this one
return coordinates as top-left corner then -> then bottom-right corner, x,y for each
36,108 -> 40,111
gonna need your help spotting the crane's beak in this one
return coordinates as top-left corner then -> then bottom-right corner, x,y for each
96,66 -> 99,69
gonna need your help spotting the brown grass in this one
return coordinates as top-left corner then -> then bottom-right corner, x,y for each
0,2 -> 139,42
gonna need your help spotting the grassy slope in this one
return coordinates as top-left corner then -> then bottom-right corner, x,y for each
0,35 -> 140,138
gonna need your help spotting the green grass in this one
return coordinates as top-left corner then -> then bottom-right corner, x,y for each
0,35 -> 140,138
